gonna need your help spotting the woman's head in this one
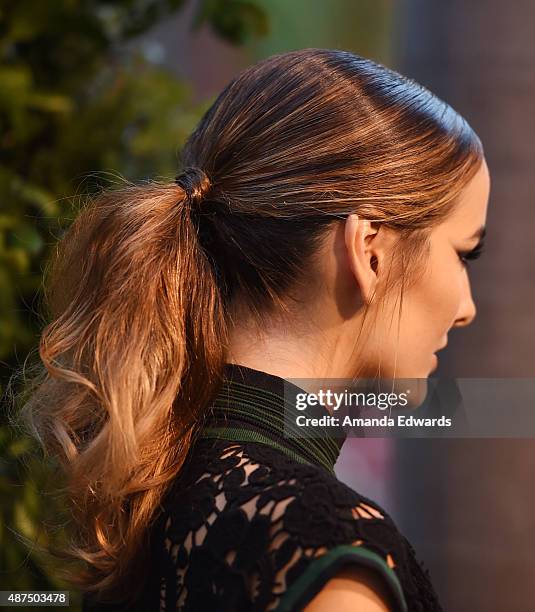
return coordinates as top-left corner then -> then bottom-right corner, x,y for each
13,48 -> 486,604
179,47 -> 487,379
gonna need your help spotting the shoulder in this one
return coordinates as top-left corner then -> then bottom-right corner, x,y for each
208,440 -> 409,609
240,442 -> 405,558
160,439 -> 436,611
254,457 -> 409,612
163,437 -> 407,566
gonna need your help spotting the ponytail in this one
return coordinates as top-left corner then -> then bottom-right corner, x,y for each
17,178 -> 228,603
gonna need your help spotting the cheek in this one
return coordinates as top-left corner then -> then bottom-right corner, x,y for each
420,255 -> 463,332
399,259 -> 461,346
429,272 -> 460,321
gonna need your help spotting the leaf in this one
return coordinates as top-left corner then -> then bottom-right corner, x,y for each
26,92 -> 73,114
9,174 -> 59,216
7,223 -> 44,255
4,248 -> 29,274
193,0 -> 269,44
13,500 -> 35,540
0,65 -> 33,107
8,436 -> 34,459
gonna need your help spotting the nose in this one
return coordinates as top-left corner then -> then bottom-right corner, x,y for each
452,272 -> 477,328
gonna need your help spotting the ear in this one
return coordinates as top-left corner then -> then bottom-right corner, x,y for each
344,214 -> 381,305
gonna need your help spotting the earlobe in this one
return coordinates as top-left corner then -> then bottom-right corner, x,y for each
344,214 -> 380,305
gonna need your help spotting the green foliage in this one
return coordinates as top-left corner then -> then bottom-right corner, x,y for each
0,425 -> 69,591
192,0 -> 269,43
0,0 -> 267,606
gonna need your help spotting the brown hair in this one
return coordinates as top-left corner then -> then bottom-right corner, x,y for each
11,48 -> 483,605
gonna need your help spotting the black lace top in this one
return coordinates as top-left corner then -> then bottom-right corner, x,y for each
82,363 -> 444,612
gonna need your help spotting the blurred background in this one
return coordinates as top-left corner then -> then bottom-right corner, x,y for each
1,1 -> 534,610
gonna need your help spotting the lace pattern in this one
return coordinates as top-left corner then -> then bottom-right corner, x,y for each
159,437 -> 443,611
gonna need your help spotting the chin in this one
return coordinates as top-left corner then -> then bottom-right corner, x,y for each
404,377 -> 430,408
374,367 -> 430,409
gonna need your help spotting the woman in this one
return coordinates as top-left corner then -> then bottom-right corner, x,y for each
19,48 -> 489,611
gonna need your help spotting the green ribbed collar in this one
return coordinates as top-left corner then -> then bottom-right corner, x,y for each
198,363 -> 346,475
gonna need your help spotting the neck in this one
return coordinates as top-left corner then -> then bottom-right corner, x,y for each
227,320 -> 363,381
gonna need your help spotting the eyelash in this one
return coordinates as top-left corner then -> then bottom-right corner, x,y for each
458,241 -> 485,268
